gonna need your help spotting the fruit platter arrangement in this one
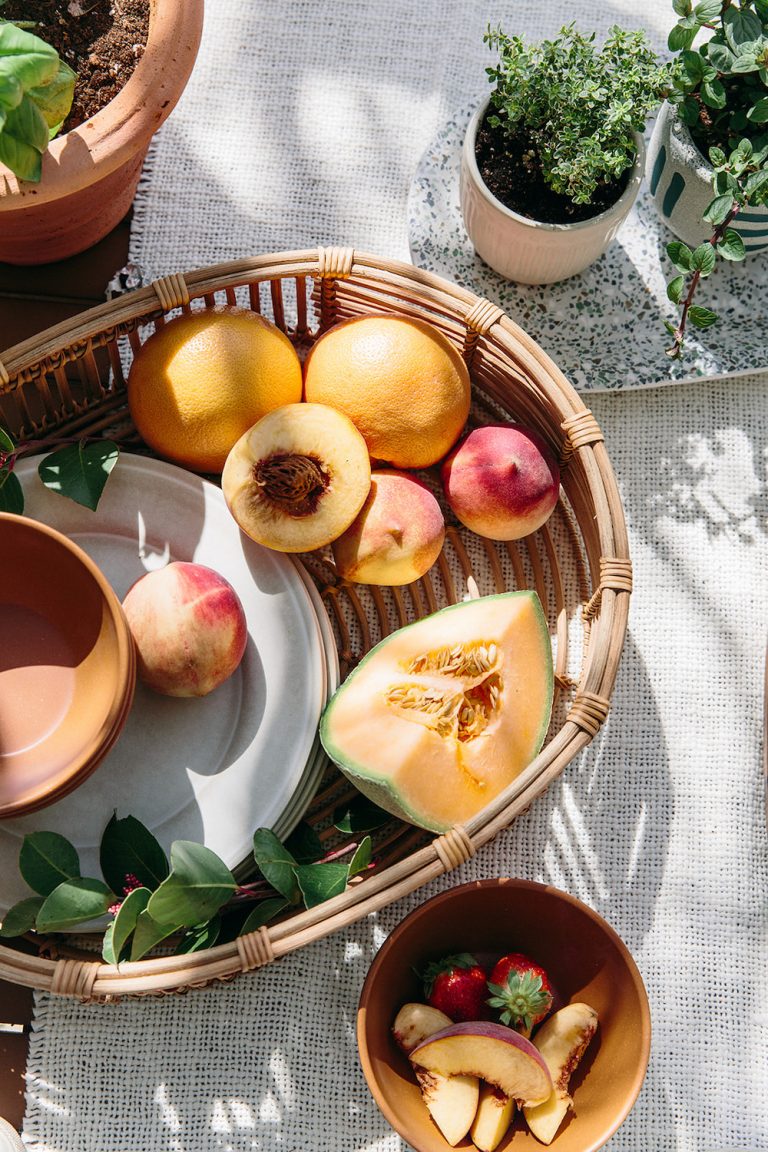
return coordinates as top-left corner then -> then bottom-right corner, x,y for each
0,248 -> 631,999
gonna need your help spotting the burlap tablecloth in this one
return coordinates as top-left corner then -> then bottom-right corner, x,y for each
19,2 -> 768,1149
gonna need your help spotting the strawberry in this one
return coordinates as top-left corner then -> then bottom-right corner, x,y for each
486,951 -> 553,1036
420,953 -> 492,1022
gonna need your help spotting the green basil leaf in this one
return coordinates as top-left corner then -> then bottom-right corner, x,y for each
701,78 -> 726,109
747,96 -> 768,123
691,242 -> 717,275
19,831 -> 80,895
673,0 -> 692,16
730,52 -> 760,73
703,192 -> 735,224
669,22 -> 700,52
348,836 -> 373,879
688,304 -> 719,328
38,440 -> 119,511
745,169 -> 768,200
129,908 -> 179,961
714,168 -> 737,194
36,878 -> 114,932
667,275 -> 685,304
174,915 -> 221,955
252,828 -> 299,903
0,468 -> 24,513
682,49 -> 707,83
239,898 -> 289,936
27,58 -> 75,133
716,228 -> 747,260
284,822 -> 323,865
333,795 -> 390,835
0,896 -> 44,937
693,0 -> 723,19
295,861 -> 350,909
99,813 -> 169,895
147,841 -> 236,927
102,887 -> 151,964
0,116 -> 41,180
667,239 -> 694,272
723,7 -> 763,50
707,41 -> 735,72
0,24 -> 59,90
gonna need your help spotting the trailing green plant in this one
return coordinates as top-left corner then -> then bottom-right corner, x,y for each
0,797 -> 390,963
0,4 -> 76,182
484,22 -> 670,206
663,0 -> 768,356
0,427 -> 119,513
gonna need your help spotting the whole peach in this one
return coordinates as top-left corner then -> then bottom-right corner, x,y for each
122,561 -> 248,697
441,425 -> 560,540
332,470 -> 445,586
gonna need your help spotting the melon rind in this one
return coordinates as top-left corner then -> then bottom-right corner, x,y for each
319,591 -> 553,832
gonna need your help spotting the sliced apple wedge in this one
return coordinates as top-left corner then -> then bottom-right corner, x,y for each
410,1021 -> 552,1107
392,1004 -> 479,1146
523,1002 -> 598,1144
470,1081 -> 516,1152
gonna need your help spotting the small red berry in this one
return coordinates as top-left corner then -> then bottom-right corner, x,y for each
420,953 -> 492,1022
487,951 -> 554,1036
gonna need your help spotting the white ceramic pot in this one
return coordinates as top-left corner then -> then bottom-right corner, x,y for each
459,97 -> 645,285
646,101 -> 768,255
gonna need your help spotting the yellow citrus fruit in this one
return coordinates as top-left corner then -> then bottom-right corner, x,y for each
303,315 -> 471,468
127,307 -> 303,473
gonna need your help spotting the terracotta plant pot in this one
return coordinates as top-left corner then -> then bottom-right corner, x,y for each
460,96 -> 645,285
0,0 -> 204,266
646,101 -> 768,255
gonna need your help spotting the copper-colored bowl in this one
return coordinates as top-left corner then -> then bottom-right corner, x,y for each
0,513 -> 136,818
358,879 -> 650,1152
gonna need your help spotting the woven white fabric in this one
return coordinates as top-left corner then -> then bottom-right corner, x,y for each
19,2 -> 768,1150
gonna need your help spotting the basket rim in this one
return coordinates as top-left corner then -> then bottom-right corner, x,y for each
0,247 -> 631,999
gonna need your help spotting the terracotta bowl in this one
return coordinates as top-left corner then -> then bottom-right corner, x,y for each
0,513 -> 136,818
358,879 -> 650,1152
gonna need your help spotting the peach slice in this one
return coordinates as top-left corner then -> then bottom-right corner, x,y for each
522,1002 -> 598,1144
470,1082 -> 516,1152
222,403 -> 371,553
410,1021 -> 552,1107
393,1004 -> 480,1146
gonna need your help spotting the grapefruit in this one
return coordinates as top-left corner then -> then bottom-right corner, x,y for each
127,307 -> 303,473
303,315 -> 471,468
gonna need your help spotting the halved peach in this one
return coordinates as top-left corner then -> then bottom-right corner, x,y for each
393,1004 -> 479,1146
470,1082 -> 516,1152
523,1002 -> 598,1144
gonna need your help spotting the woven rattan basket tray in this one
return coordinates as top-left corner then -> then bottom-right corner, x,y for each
0,247 -> 631,1001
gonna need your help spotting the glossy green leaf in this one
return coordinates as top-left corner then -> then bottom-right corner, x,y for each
716,227 -> 747,259
0,896 -> 44,938
679,93 -> 703,124
36,877 -> 114,932
239,898 -> 289,936
348,836 -> 373,879
38,440 -> 119,511
295,861 -> 349,909
669,21 -> 700,52
745,169 -> 768,200
0,467 -> 23,513
333,795 -> 390,835
0,23 -> 59,90
707,41 -> 735,72
252,828 -> 300,903
682,49 -> 708,83
19,831 -> 80,896
147,841 -> 236,927
174,915 -> 221,955
673,0 -> 692,16
0,427 -> 14,454
747,96 -> 768,122
99,813 -> 169,895
284,822 -> 323,865
27,58 -> 75,133
129,908 -> 179,961
667,239 -> 694,272
688,304 -> 719,328
101,887 -> 151,964
691,242 -> 717,275
693,0 -> 721,17
703,192 -> 735,224
667,274 -> 685,304
701,77 -> 726,108
0,117 -> 41,180
723,7 -> 763,50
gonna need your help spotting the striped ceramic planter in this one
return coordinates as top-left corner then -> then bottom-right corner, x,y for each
647,101 -> 768,255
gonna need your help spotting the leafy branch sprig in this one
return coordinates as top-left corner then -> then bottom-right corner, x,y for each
0,799 -> 389,963
0,426 -> 119,513
664,134 -> 768,355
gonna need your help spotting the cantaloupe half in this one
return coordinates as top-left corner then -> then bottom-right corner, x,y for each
319,592 -> 553,831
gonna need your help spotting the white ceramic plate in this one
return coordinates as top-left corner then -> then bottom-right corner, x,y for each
0,454 -> 328,912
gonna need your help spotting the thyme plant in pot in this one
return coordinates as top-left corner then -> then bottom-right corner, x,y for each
460,23 -> 670,285
646,0 -> 768,357
0,0 -> 203,265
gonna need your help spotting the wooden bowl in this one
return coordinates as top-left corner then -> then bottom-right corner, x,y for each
0,513 -> 136,818
357,879 -> 650,1152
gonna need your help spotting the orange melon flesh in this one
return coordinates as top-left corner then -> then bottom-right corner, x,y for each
319,592 -> 553,831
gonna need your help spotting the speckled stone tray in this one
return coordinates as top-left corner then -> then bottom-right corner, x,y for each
408,104 -> 768,392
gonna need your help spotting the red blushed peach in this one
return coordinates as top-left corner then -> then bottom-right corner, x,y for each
441,425 -> 560,541
122,561 -> 248,697
331,470 -> 445,586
